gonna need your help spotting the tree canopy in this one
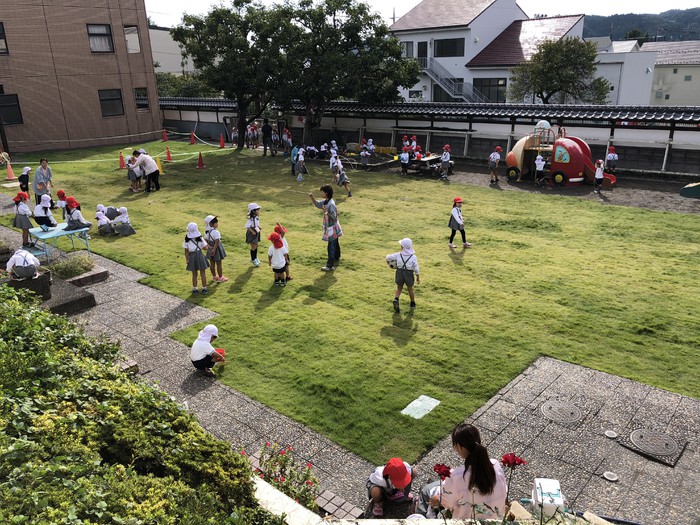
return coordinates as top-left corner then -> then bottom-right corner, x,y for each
508,37 -> 611,104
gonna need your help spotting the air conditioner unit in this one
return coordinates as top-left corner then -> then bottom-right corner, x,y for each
656,90 -> 663,98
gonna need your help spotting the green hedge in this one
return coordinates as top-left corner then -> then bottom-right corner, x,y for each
0,285 -> 274,524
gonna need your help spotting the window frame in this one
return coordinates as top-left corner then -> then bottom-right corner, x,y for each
98,89 -> 124,117
0,22 -> 8,55
87,24 -> 114,53
401,41 -> 414,58
0,94 -> 24,125
472,77 -> 507,103
434,38 -> 465,58
134,87 -> 149,111
124,25 -> 141,54
684,75 -> 692,81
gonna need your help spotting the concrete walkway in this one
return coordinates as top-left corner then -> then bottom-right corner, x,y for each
1,217 -> 698,524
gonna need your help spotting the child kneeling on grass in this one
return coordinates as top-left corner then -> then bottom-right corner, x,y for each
386,238 -> 420,313
267,231 -> 289,287
367,457 -> 415,517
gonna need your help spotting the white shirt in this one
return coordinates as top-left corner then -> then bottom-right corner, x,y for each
368,461 -> 413,489
67,208 -> 89,225
16,202 -> 32,217
451,207 -> 463,226
297,152 -> 305,163
442,151 -> 451,162
112,212 -> 131,224
190,338 -> 215,361
606,153 -> 618,162
128,153 -> 158,175
282,237 -> 289,250
206,229 -> 222,243
183,237 -> 208,252
400,152 -> 409,163
595,166 -> 604,179
330,156 -> 338,169
535,158 -> 545,171
360,150 -> 370,158
245,217 -> 260,231
268,245 -> 288,268
438,459 -> 508,520
7,250 -> 41,271
489,152 -> 501,163
97,216 -> 110,227
56,200 -> 67,211
34,205 -> 55,222
386,251 -> 420,274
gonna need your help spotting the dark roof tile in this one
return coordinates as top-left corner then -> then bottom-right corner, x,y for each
390,0 -> 496,32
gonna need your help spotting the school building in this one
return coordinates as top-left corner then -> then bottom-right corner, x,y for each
0,0 -> 161,153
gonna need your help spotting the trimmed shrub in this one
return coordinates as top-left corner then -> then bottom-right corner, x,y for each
47,254 -> 95,279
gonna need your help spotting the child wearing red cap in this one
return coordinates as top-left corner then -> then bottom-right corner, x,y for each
267,231 -> 289,286
65,197 -> 92,236
606,146 -> 618,174
402,135 -> 410,149
366,457 -> 414,517
439,144 -> 452,181
12,192 -> 34,247
56,190 -> 68,220
275,222 -> 293,282
448,197 -> 471,249
488,146 -> 502,184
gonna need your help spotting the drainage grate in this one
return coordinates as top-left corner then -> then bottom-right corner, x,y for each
619,427 -> 687,467
540,398 -> 583,424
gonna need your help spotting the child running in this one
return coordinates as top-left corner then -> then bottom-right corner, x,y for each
245,203 -> 262,267
274,222 -> 293,282
336,156 -> 352,197
267,231 -> 289,287
204,214 -> 228,282
386,238 -> 420,313
12,192 -> 34,247
183,222 -> 210,295
448,197 -> 471,248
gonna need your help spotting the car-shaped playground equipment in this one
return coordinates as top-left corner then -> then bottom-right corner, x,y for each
505,122 -> 617,189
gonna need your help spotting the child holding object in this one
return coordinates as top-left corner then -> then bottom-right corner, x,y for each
367,457 -> 415,517
190,324 -> 225,377
267,231 -> 289,287
448,197 -> 471,249
4,248 -> 41,280
205,215 -> 228,282
12,192 -> 34,247
245,203 -> 262,267
386,238 -> 420,313
183,222 -> 210,295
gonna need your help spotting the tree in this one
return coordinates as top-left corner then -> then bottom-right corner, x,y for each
625,28 -> 650,46
508,37 -> 610,104
171,1 -> 291,147
274,0 -> 420,143
155,72 -> 218,98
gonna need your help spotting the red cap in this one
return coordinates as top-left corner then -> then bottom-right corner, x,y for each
495,146 -> 503,152
443,144 -> 451,150
268,231 -> 283,248
215,348 -> 225,357
416,145 -> 422,151
402,135 -> 408,140
65,196 -> 79,208
361,138 -> 367,144
14,191 -> 30,202
274,224 -> 287,234
57,189 -> 66,199
402,146 -> 409,152
383,458 -> 411,489
597,159 -> 603,164
411,135 -> 417,140
608,146 -> 616,152
453,196 -> 463,203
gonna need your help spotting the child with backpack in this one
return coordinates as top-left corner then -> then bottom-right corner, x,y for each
386,238 -> 420,313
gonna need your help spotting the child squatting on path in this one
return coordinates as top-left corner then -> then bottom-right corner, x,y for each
386,238 -> 420,313
366,457 -> 415,517
183,222 -> 210,295
448,196 -> 471,248
190,324 -> 225,378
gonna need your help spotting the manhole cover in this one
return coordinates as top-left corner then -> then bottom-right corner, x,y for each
540,399 -> 582,424
629,429 -> 679,456
619,427 -> 687,467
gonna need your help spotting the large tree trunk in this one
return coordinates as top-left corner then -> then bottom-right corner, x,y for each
303,103 -> 324,146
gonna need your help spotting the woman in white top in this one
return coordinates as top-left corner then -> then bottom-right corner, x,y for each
33,194 -> 57,229
419,423 -> 507,521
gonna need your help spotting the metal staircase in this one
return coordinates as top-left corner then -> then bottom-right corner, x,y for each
419,57 -> 491,103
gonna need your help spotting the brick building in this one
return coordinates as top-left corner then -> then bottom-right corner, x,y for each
0,0 -> 161,152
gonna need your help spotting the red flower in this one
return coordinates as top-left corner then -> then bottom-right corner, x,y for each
265,442 -> 271,447
240,450 -> 247,456
279,477 -> 286,483
501,453 -> 526,468
433,463 -> 451,480
306,463 -> 313,469
306,480 -> 314,486
287,446 -> 294,452
280,450 -> 286,455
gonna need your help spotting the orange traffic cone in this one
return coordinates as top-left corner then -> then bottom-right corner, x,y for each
162,129 -> 168,142
219,133 -> 225,148
165,146 -> 172,162
5,161 -> 17,181
190,132 -> 196,145
156,157 -> 164,175
196,152 -> 206,169
119,152 -> 126,169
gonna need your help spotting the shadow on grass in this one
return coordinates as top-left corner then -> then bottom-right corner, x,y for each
255,280 -> 286,310
229,266 -> 255,293
292,271 -> 338,305
448,246 -> 469,265
380,310 -> 418,347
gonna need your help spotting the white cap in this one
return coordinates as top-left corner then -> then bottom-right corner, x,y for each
248,202 -> 260,213
204,214 -> 216,226
186,222 -> 201,238
22,166 -> 31,175
40,194 -> 52,206
139,148 -> 147,154
198,324 -> 219,340
399,238 -> 413,251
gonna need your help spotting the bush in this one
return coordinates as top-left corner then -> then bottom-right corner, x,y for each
47,254 -> 95,279
257,443 -> 319,511
0,285 -> 276,524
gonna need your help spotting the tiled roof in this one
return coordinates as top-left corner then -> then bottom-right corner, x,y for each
466,15 -> 583,67
389,0 -> 496,32
158,98 -> 700,123
641,41 -> 700,66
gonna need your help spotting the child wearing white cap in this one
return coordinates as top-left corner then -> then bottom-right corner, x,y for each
95,211 -> 115,236
190,324 -> 225,377
534,154 -> 547,186
385,238 -> 420,313
245,203 -> 262,266
183,222 -> 210,294
205,214 -> 228,282
19,166 -> 31,194
111,207 -> 136,236
33,194 -> 57,230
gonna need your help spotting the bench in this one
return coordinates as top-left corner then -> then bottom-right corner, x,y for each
408,155 -> 454,175
29,223 -> 91,262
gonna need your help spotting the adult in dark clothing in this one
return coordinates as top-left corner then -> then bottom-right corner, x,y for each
261,119 -> 275,157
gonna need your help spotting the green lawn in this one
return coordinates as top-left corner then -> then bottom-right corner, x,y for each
3,141 -> 699,464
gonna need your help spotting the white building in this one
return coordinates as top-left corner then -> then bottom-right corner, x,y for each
641,41 -> 700,106
149,26 -> 194,75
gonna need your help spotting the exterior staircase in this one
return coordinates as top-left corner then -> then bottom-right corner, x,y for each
419,57 -> 491,103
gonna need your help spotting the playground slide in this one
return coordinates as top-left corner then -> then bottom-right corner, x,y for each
567,136 -> 616,187
680,182 -> 700,198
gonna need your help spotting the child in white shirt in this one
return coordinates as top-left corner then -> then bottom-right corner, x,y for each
594,159 -> 604,194
183,222 -> 210,295
5,248 -> 41,279
448,197 -> 471,248
439,144 -> 451,180
204,215 -> 228,283
12,192 -> 34,247
33,194 -> 57,230
386,238 -> 420,313
275,222 -> 292,282
267,232 -> 289,286
399,147 -> 410,175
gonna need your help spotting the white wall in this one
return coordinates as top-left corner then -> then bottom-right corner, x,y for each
596,51 -> 656,105
149,28 -> 195,75
651,65 -> 700,106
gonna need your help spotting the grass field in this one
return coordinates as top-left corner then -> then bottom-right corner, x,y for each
3,141 -> 699,464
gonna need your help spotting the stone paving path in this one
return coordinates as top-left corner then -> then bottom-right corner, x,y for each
1,218 -> 698,524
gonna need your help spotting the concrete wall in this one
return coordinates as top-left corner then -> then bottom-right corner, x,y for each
651,64 -> 700,105
149,27 -> 195,75
596,51 -> 656,105
1,0 -> 161,152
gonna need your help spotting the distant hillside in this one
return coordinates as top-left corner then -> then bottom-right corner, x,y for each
583,8 -> 700,41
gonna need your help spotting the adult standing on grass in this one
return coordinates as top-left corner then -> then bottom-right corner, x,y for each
261,118 -> 275,157
33,158 -> 54,206
127,150 -> 160,193
190,324 -> 225,377
488,146 -> 502,185
308,185 -> 343,271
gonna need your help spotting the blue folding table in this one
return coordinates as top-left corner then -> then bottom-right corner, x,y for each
28,223 -> 91,262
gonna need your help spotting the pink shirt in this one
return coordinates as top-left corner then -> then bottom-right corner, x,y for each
439,459 -> 508,520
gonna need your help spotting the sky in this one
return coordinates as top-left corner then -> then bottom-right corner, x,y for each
145,0 -> 700,28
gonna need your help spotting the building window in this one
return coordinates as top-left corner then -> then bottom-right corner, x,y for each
664,94 -> 670,100
408,90 -> 423,100
0,94 -> 23,125
434,38 -> 465,57
684,75 -> 692,81
134,87 -> 149,110
673,68 -> 678,74
473,78 -> 507,103
87,24 -> 114,53
401,41 -> 414,58
0,22 -> 8,54
98,89 -> 124,117
124,26 -> 141,53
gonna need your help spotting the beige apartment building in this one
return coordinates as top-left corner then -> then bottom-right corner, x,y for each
0,0 -> 161,152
